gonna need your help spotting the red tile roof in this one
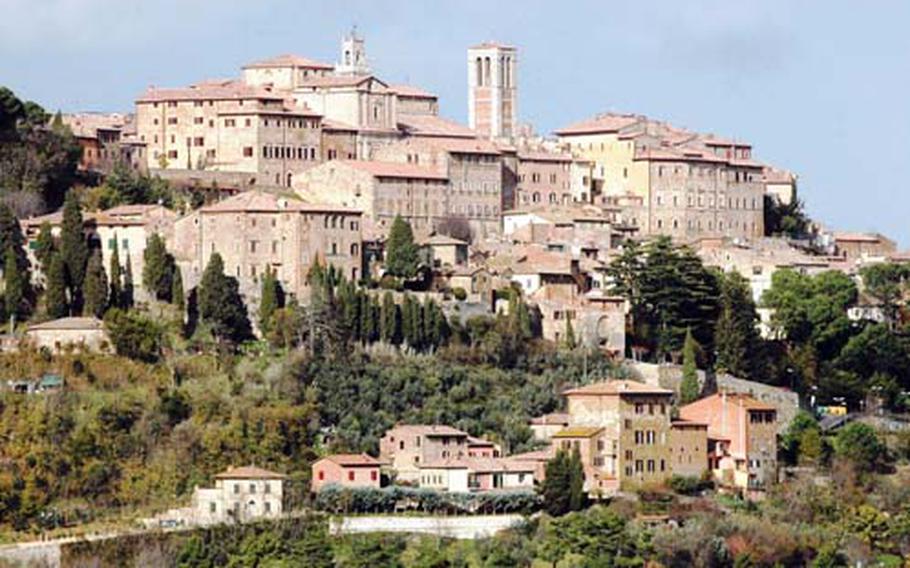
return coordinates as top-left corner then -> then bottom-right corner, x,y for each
529,412 -> 570,426
469,42 -> 517,50
215,465 -> 287,480
390,84 -> 437,99
320,454 -> 381,467
517,150 -> 573,163
297,75 -> 389,92
243,54 -> 334,70
554,113 -> 643,136
137,80 -> 284,103
201,190 -> 360,214
563,380 -> 673,397
339,160 -> 449,181
386,424 -> 469,437
397,115 -> 477,138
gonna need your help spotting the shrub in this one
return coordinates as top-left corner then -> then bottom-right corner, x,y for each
453,287 -> 467,301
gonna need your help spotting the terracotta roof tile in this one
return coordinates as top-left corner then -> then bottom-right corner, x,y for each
201,190 -> 360,214
555,113 -> 643,136
397,115 -> 476,138
137,80 -> 284,103
563,380 -> 673,397
551,426 -> 604,438
320,453 -> 381,467
390,84 -> 437,99
242,54 -> 334,70
339,160 -> 449,181
214,465 -> 287,480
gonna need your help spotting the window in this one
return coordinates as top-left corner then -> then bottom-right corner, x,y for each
167,117 -> 178,125
225,119 -> 236,127
348,471 -> 355,481
194,117 -> 204,125
264,482 -> 271,494
243,146 -> 253,157
250,241 -> 258,253
249,483 -> 256,494
194,137 -> 204,146
371,471 -> 377,481
210,502 -> 217,513
233,484 -> 240,494
635,460 -> 643,473
265,502 -> 271,513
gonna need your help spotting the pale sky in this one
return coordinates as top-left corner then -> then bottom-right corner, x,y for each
2,0 -> 908,246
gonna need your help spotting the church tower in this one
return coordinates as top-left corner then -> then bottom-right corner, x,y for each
467,42 -> 518,140
336,28 -> 370,76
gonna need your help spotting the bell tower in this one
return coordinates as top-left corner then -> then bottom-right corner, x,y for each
337,27 -> 370,76
467,42 -> 518,140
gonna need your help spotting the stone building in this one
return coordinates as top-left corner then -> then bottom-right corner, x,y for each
831,232 -> 897,262
379,425 -> 470,483
372,136 -> 509,238
467,42 -> 518,139
515,150 -> 573,206
559,381 -> 686,494
762,166 -> 797,205
391,84 -> 439,117
171,191 -> 362,304
25,317 -> 109,354
291,159 -> 448,239
62,113 -> 147,175
679,392 -> 777,495
135,80 -> 323,188
311,454 -> 381,493
555,113 -> 766,241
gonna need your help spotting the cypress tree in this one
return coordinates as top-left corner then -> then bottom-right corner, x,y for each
171,267 -> 185,310
380,291 -> 400,344
45,252 -> 68,318
60,191 -> 88,307
34,222 -> 55,274
679,328 -> 700,404
339,281 -> 359,342
122,253 -> 134,308
358,292 -> 372,343
401,294 -> 415,347
83,249 -> 108,318
385,215 -> 419,278
108,238 -> 123,308
4,247 -> 25,323
567,446 -> 586,512
715,271 -> 762,379
564,317 -> 577,350
542,449 -> 571,516
0,204 -> 27,271
258,268 -> 281,333
143,233 -> 173,302
423,296 -> 439,349
198,252 -> 253,343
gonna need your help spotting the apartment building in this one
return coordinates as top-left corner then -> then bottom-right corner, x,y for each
171,191 -> 362,304
379,425 -> 471,483
679,392 -> 778,495
135,80 -> 323,187
62,113 -> 148,175
292,159 -> 449,239
373,136 -> 509,238
515,150 -> 573,206
555,113 -> 766,241
559,381 -> 689,493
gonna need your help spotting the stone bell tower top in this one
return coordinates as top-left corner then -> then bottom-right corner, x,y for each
467,42 -> 518,140
337,27 -> 370,76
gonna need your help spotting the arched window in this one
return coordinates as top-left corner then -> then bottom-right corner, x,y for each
532,192 -> 540,203
475,57 -> 483,86
549,193 -> 557,204
484,57 -> 491,85
351,243 -> 359,256
345,50 -> 351,65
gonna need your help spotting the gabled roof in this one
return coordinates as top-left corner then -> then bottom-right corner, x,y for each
422,234 -> 469,247
386,424 -> 469,437
215,465 -> 287,480
201,190 -> 359,214
397,115 -> 476,139
554,113 -> 643,136
137,80 -> 284,103
337,160 -> 449,181
551,426 -> 603,438
243,54 -> 334,70
318,453 -> 381,467
390,84 -> 437,99
679,392 -> 777,413
517,150 -> 573,163
529,412 -> 571,426
466,436 -> 496,447
296,75 -> 389,91
563,380 -> 673,397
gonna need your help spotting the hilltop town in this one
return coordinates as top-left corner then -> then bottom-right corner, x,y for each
0,30 -> 909,567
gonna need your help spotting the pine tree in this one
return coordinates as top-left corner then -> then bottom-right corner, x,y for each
60,191 -> 88,308
143,233 -> 173,302
715,271 -> 762,379
45,252 -> 69,318
122,253 -> 134,308
83,249 -> 108,318
108,238 -> 123,309
171,267 -> 185,310
34,222 -> 55,274
679,328 -> 700,404
198,252 -> 253,343
385,215 -> 419,278
380,291 -> 400,344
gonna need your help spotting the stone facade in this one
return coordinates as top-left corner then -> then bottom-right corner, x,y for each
562,381 -> 680,492
171,191 -> 362,305
191,466 -> 285,525
25,317 -> 109,354
292,160 -> 448,239
555,113 -> 766,241
515,151 -> 573,207
379,425 -> 470,483
679,392 -> 778,493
